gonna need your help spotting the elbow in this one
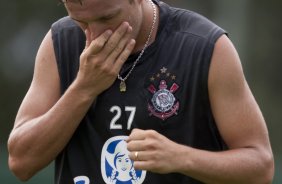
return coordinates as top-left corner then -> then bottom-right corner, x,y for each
8,156 -> 35,181
7,135 -> 36,181
256,150 -> 275,184
263,155 -> 275,184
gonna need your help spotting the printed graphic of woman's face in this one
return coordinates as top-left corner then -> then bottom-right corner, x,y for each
116,154 -> 132,172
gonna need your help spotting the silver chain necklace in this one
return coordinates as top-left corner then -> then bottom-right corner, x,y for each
117,0 -> 157,92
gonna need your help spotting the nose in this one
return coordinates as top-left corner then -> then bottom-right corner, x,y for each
86,22 -> 115,41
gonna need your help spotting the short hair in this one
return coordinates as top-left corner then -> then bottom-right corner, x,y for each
60,0 -> 134,5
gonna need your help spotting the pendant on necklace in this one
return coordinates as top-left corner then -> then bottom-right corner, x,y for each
119,81 -> 126,92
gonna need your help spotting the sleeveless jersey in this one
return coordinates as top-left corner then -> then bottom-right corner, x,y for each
51,1 -> 227,183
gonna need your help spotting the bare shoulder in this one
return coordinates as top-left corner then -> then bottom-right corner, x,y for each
208,34 -> 244,93
14,30 -> 61,128
208,34 -> 271,150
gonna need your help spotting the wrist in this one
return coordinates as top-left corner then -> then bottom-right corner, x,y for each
174,144 -> 194,175
69,79 -> 99,102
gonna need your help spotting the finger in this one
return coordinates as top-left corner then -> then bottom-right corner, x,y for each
112,39 -> 136,73
131,128 -> 142,134
90,30 -> 96,41
127,139 -> 145,152
133,160 -> 155,171
85,30 -> 113,56
129,151 -> 142,161
127,128 -> 145,142
85,29 -> 91,48
105,26 -> 132,65
102,22 -> 130,56
128,150 -> 154,161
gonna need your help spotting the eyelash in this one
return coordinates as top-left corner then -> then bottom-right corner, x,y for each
72,13 -> 118,28
100,15 -> 115,22
76,20 -> 111,29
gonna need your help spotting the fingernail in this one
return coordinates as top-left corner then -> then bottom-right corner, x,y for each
131,39 -> 136,45
123,21 -> 129,27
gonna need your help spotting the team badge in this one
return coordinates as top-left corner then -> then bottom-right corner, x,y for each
147,67 -> 179,120
101,136 -> 146,184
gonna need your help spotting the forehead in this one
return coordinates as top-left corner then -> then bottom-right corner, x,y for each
65,0 -> 124,20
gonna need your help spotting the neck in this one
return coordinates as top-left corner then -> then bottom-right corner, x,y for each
117,0 -> 159,91
133,0 -> 159,53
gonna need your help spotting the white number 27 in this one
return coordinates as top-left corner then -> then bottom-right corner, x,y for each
110,106 -> 136,130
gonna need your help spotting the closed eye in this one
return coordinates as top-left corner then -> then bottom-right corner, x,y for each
71,8 -> 121,24
98,14 -> 116,22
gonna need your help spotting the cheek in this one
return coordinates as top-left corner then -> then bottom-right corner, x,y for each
131,20 -> 141,39
87,26 -> 104,39
87,23 -> 120,40
127,11 -> 141,34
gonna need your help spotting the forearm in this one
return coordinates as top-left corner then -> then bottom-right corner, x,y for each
8,81 -> 96,180
176,145 -> 274,184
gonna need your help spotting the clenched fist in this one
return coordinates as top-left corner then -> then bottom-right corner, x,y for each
127,129 -> 187,174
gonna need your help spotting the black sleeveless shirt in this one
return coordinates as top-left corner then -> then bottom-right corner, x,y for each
51,1 -> 227,183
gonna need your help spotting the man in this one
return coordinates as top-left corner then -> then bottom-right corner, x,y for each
8,0 -> 274,183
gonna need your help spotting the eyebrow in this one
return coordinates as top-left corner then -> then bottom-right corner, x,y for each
71,9 -> 121,24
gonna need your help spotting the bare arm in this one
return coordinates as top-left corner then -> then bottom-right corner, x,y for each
127,35 -> 274,184
177,34 -> 274,183
8,22 -> 135,181
7,30 -> 95,181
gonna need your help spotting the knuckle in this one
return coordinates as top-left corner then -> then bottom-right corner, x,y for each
133,162 -> 141,170
100,65 -> 111,73
86,55 -> 100,64
118,47 -> 132,62
127,142 -> 132,151
144,138 -> 159,150
153,151 -> 162,160
80,52 -> 86,61
118,54 -> 128,63
106,41 -> 115,51
147,130 -> 158,138
144,141 -> 155,150
100,65 -> 116,76
86,54 -> 94,60
128,153 -> 134,160
116,28 -> 124,36
109,69 -> 118,77
94,41 -> 104,49
116,44 -> 124,53
147,161 -> 157,170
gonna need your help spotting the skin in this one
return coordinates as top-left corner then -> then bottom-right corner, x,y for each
8,0 -> 274,183
127,35 -> 274,183
7,0 -> 155,181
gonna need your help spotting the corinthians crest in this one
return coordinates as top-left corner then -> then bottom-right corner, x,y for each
147,67 -> 179,120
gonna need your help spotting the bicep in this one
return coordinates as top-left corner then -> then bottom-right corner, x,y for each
14,30 -> 61,128
208,35 -> 270,149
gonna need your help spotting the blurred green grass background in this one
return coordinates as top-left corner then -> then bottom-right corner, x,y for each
1,0 -> 281,183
